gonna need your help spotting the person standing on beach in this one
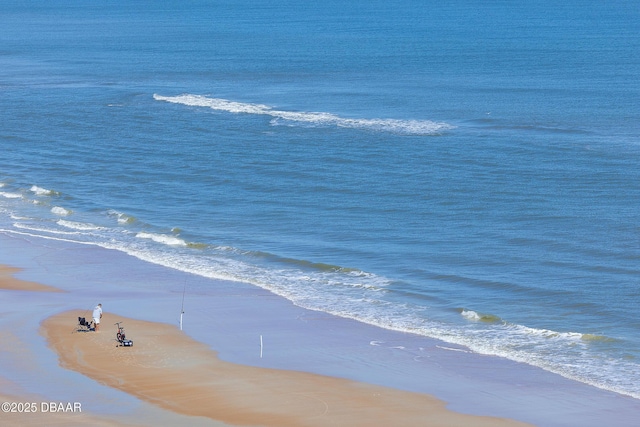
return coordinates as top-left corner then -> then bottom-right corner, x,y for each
92,303 -> 103,332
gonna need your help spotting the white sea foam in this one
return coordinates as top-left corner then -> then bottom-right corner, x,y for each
107,209 -> 136,224
13,223 -> 82,236
136,232 -> 187,246
461,309 -> 481,321
1,192 -> 23,199
506,323 -> 585,341
10,214 -> 30,220
436,345 -> 473,353
154,94 -> 454,135
57,219 -> 103,231
30,185 -> 58,196
460,309 -> 501,323
51,206 -> 72,216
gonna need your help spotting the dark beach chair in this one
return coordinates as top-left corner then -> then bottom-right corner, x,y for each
77,316 -> 93,331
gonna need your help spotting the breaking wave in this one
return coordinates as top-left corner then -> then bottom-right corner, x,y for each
136,232 -> 187,246
153,94 -> 453,135
51,206 -> 72,216
30,185 -> 59,196
1,192 -> 23,199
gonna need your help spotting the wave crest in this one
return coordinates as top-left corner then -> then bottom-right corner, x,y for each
136,232 -> 187,247
51,206 -> 72,216
30,185 -> 59,196
460,309 -> 502,323
153,94 -> 453,135
1,192 -> 23,199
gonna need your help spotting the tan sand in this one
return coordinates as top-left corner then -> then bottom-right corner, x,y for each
0,265 -> 63,292
41,310 -> 532,427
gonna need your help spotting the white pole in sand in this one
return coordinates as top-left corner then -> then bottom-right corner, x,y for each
180,283 -> 186,331
260,335 -> 263,358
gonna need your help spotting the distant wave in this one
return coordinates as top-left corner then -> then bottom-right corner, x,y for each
136,232 -> 187,247
30,185 -> 59,196
460,309 -> 502,323
51,206 -> 72,216
107,209 -> 136,225
57,219 -> 104,231
1,192 -> 23,199
460,309 -> 615,342
153,94 -> 453,135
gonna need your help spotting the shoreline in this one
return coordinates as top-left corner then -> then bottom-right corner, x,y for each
2,231 -> 640,426
0,260 -> 527,426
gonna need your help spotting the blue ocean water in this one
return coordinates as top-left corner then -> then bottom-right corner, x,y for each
1,0 -> 639,400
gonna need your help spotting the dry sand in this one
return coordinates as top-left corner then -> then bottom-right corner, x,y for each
40,310 -> 531,427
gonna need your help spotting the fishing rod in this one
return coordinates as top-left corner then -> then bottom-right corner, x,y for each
180,281 -> 186,331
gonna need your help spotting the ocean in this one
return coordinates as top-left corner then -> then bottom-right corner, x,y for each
1,0 -> 639,401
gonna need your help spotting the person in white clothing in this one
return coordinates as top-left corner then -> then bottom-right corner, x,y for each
92,304 -> 103,332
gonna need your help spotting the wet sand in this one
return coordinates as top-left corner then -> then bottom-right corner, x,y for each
0,265 -> 63,293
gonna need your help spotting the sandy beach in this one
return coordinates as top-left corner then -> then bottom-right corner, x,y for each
40,309 -> 530,427
2,263 -> 528,426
